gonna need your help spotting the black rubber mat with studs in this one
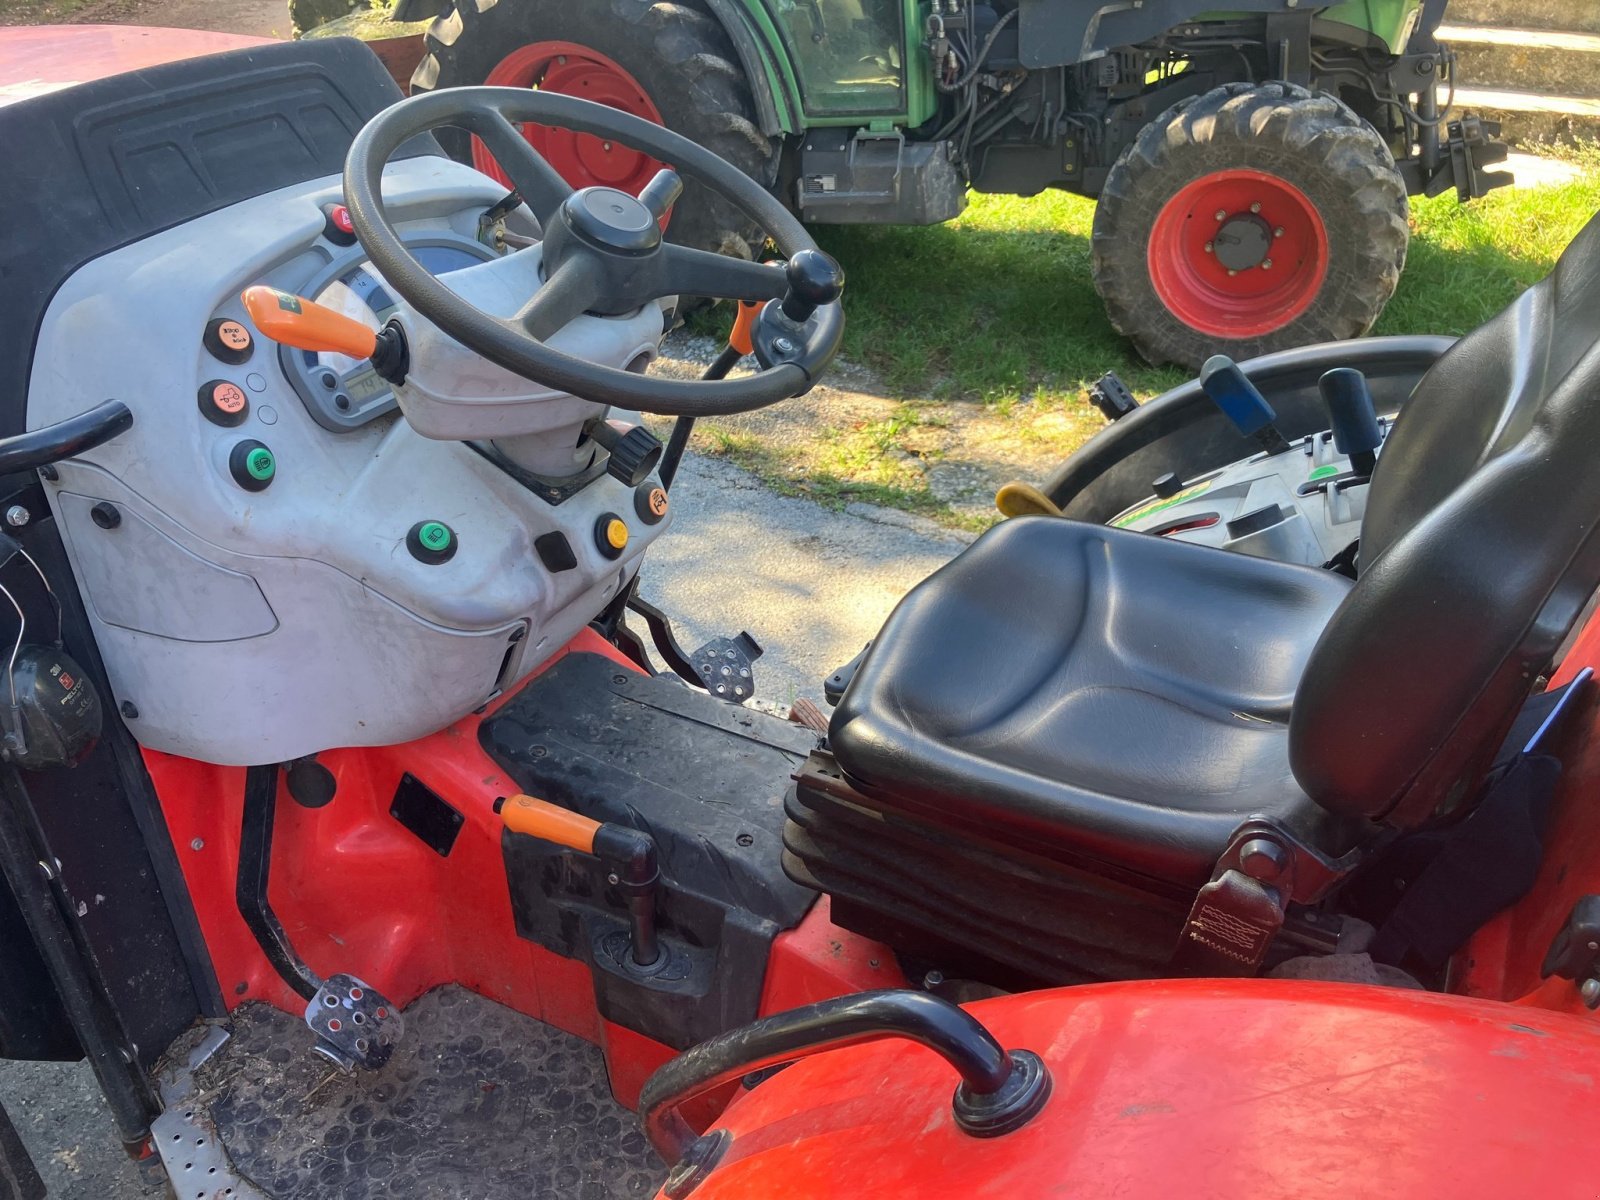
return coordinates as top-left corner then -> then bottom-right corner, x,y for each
195,986 -> 665,1198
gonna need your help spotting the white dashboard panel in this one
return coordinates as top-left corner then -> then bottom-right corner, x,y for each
29,157 -> 676,764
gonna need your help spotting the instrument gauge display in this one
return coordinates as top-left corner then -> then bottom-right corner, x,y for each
282,238 -> 495,431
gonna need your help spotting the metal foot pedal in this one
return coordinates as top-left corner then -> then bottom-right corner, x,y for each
304,973 -> 403,1071
690,632 -> 763,702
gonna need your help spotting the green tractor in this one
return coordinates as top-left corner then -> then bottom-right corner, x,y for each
390,0 -> 1508,368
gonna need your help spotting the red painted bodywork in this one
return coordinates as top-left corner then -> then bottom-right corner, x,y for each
682,980 -> 1600,1199
143,627 -> 885,1104
0,26 -> 271,108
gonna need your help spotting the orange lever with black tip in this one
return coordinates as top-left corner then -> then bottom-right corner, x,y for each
497,793 -> 601,854
240,286 -> 379,359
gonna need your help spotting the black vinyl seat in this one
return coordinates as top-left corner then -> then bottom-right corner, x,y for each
790,209 -> 1600,980
827,518 -> 1358,886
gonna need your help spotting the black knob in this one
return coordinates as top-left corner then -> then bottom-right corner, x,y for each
1318,368 -> 1382,477
588,421 -> 663,488
780,249 -> 845,322
1151,472 -> 1184,499
637,169 -> 683,221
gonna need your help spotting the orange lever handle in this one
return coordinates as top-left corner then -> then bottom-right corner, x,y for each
729,299 -> 761,357
498,793 -> 600,854
240,286 -> 378,359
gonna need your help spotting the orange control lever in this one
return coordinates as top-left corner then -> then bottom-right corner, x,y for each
240,285 -> 378,359
729,299 -> 761,357
497,793 -> 600,854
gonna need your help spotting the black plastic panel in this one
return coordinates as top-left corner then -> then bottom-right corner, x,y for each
389,772 -> 464,857
0,485 -> 210,1064
0,36 -> 436,436
482,653 -> 817,1049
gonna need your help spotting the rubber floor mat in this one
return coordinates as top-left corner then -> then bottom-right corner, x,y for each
195,986 -> 665,1198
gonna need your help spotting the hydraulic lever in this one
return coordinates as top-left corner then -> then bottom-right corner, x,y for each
1199,355 -> 1293,456
497,792 -> 663,969
1318,367 -> 1383,479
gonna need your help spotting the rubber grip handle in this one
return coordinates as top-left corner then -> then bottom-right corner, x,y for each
1199,355 -> 1278,437
241,286 -> 379,359
1318,368 -> 1383,456
499,793 -> 600,854
729,300 -> 761,357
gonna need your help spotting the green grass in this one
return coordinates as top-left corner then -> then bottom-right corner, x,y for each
685,172 -> 1599,527
700,173 -> 1600,412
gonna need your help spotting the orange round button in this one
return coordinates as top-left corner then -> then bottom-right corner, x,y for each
204,316 -> 254,365
198,379 -> 249,427
213,382 -> 247,414
634,482 -> 669,525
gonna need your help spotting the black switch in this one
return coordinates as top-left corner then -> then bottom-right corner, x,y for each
534,531 -> 577,573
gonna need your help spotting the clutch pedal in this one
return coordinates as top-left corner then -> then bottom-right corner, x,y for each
305,973 -> 404,1071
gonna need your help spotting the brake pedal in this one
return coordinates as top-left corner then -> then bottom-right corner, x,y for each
305,973 -> 403,1071
690,632 -> 763,702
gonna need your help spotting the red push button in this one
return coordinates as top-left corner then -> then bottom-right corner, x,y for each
322,202 -> 358,247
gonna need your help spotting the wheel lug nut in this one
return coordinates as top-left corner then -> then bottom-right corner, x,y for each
1214,209 -> 1227,221
1250,202 -> 1262,214
1204,241 -> 1214,253
602,141 -> 612,151
1274,227 -> 1285,238
1227,269 -> 1238,276
1261,259 -> 1273,270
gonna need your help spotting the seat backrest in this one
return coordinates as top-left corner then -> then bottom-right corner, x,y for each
1290,210 -> 1600,829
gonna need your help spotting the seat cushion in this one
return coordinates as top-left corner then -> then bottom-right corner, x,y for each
830,517 -> 1358,887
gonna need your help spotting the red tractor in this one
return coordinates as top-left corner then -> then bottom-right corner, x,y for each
0,27 -> 1593,1200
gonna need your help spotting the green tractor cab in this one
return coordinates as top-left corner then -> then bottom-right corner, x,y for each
391,0 -> 1510,367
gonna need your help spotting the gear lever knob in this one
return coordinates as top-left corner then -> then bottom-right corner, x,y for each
780,249 -> 845,322
637,169 -> 683,221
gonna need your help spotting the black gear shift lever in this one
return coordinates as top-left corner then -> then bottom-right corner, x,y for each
780,249 -> 845,322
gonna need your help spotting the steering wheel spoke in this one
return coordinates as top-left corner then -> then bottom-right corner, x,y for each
515,255 -> 607,341
466,112 -> 574,227
344,88 -> 843,416
653,245 -> 787,305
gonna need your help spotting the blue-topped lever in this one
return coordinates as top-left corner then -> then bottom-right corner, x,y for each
1318,368 -> 1382,478
1199,355 -> 1293,456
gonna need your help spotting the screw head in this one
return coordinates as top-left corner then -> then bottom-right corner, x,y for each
4,506 -> 29,528
1250,202 -> 1262,214
1214,209 -> 1227,221
190,838 -> 205,851
773,336 -> 796,355
1261,259 -> 1274,270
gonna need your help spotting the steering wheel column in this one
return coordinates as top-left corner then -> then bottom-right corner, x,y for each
340,87 -> 845,435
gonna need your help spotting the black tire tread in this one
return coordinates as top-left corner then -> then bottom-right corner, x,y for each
1092,82 -> 1410,369
410,0 -> 778,263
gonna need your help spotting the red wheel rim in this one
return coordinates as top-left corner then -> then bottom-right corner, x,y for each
1147,169 -> 1328,339
477,40 -> 670,219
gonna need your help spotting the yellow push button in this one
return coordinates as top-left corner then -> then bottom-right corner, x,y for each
595,513 -> 628,559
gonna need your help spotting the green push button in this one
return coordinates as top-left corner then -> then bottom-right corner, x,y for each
407,520 -> 458,565
228,439 -> 276,492
246,447 -> 275,481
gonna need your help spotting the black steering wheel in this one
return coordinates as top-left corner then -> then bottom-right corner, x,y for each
343,88 -> 844,417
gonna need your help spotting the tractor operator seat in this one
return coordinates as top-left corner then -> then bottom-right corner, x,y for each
788,211 -> 1600,981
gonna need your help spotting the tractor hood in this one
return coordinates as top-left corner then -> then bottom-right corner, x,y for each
0,25 -> 273,107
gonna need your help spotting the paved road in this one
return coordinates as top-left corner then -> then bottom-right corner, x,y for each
1,450 -> 969,1197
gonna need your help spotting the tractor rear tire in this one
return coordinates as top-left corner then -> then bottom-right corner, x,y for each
410,0 -> 779,277
1091,82 -> 1409,370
